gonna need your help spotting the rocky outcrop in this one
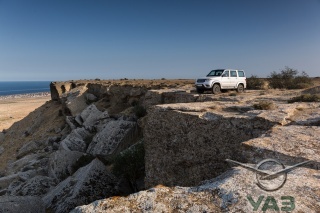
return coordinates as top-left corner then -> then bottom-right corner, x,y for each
72,166 -> 320,212
62,86 -> 89,116
79,104 -> 107,127
7,153 -> 48,177
0,196 -> 45,213
7,176 -> 56,196
87,119 -> 139,159
16,140 -> 45,159
48,150 -> 86,181
43,158 -> 118,213
59,128 -> 93,152
143,102 -> 280,187
1,80 -> 319,212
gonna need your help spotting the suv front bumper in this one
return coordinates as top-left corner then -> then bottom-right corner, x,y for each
195,83 -> 212,89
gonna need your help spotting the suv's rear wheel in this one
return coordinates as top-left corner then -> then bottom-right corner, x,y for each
212,84 -> 221,94
237,84 -> 244,93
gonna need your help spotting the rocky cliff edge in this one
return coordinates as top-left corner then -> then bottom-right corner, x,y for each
0,80 -> 319,212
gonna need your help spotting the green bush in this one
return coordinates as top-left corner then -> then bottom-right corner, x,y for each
288,94 -> 320,103
247,75 -> 265,89
112,142 -> 145,192
253,100 -> 276,110
268,67 -> 312,89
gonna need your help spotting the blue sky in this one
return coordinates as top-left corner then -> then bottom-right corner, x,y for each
0,0 -> 319,81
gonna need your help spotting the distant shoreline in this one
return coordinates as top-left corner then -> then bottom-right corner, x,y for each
0,92 -> 50,100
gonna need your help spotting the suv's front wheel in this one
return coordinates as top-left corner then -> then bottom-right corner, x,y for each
212,84 -> 221,94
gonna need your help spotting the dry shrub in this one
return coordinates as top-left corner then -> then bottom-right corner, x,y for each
253,100 -> 276,110
268,67 -> 313,89
247,75 -> 265,90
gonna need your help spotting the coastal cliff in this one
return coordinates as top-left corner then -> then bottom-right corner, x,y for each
0,80 -> 319,212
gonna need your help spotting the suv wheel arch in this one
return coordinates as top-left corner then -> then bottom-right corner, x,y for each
212,83 -> 221,94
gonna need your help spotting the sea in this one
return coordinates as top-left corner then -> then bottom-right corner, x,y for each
0,81 -> 51,96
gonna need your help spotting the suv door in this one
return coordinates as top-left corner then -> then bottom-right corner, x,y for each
230,70 -> 238,88
220,70 -> 230,88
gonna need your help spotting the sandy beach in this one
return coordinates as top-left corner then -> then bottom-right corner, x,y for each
0,92 -> 51,131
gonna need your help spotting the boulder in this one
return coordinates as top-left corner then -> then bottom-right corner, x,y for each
71,166 -> 320,212
43,159 -> 118,213
143,102 -> 277,187
75,114 -> 83,126
0,174 -> 20,190
86,120 -> 139,159
63,86 -> 89,116
6,176 -> 56,196
85,93 -> 98,102
59,128 -> 92,152
66,116 -> 78,130
48,150 -> 86,181
0,168 -> 47,190
129,87 -> 143,96
7,153 -> 48,176
17,141 -> 42,159
80,104 -> 105,127
0,196 -> 45,213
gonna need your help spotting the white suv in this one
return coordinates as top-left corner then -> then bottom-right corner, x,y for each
195,69 -> 246,94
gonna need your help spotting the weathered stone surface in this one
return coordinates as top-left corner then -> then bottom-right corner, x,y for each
0,174 -> 19,190
48,150 -> 86,181
72,167 -> 320,212
242,125 -> 320,168
59,127 -> 92,152
87,119 -> 139,158
66,116 -> 78,130
7,153 -> 48,176
254,103 -> 298,125
144,102 -> 278,187
80,104 -> 105,127
6,176 -> 56,196
17,141 -> 43,159
302,85 -> 320,94
129,87 -> 143,96
63,86 -> 88,116
75,114 -> 83,126
0,146 -> 4,155
142,89 -> 197,108
288,102 -> 320,126
0,196 -> 45,213
43,159 -> 118,213
85,93 -> 98,102
0,170 -> 38,190
0,132 -> 4,142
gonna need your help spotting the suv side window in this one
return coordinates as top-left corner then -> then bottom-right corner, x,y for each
238,71 -> 245,77
230,71 -> 237,77
222,71 -> 229,77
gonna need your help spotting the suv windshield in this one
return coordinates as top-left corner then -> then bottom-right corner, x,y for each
206,70 -> 224,77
